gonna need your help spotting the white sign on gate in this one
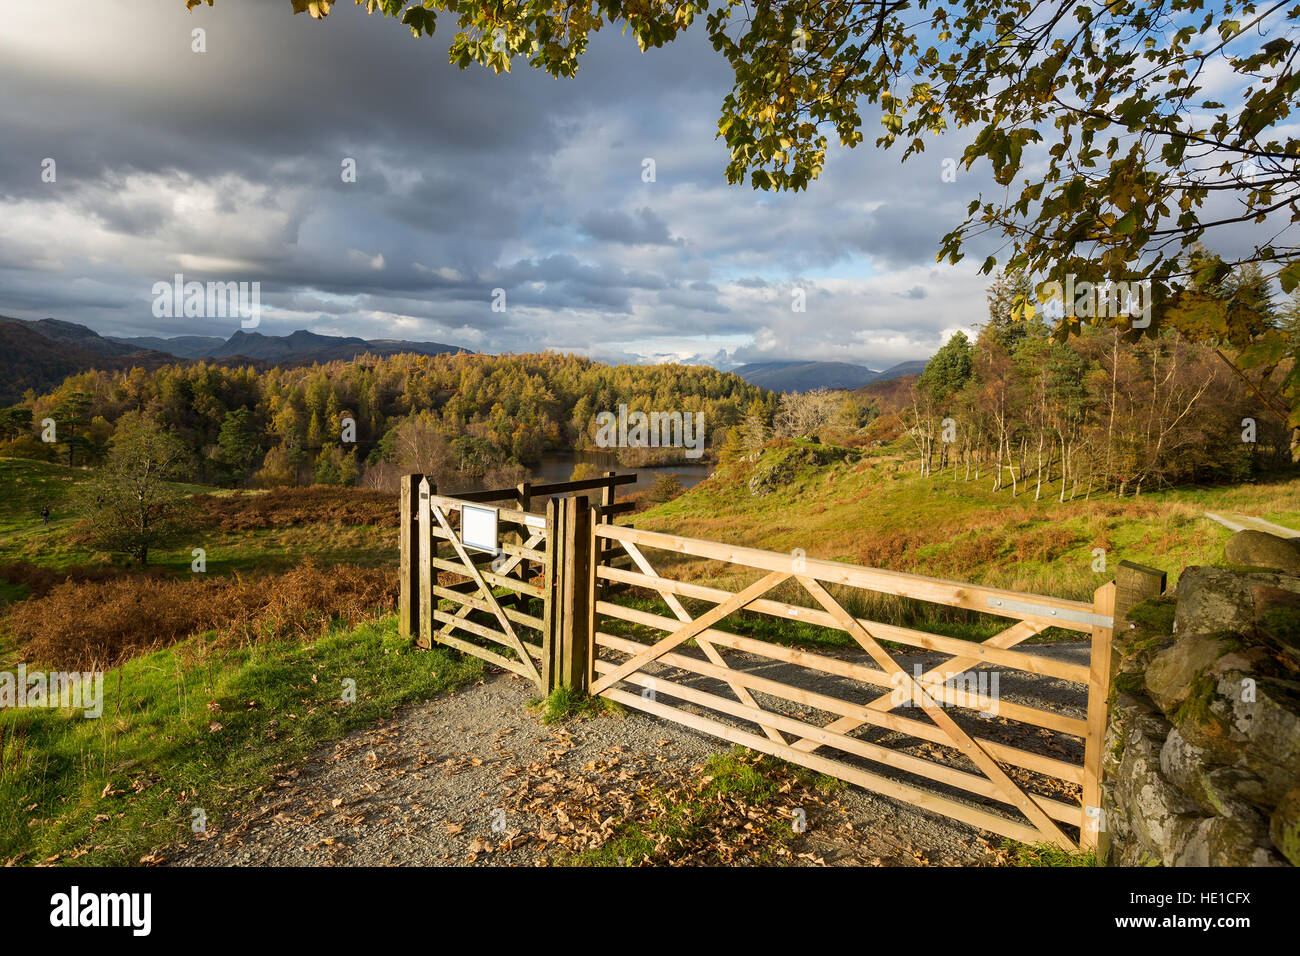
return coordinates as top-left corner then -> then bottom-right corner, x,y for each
460,504 -> 499,554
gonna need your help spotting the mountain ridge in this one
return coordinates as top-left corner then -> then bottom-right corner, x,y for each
733,358 -> 928,393
0,317 -> 468,404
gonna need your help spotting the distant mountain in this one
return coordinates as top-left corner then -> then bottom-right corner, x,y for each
110,328 -> 466,363
0,317 -> 468,404
733,358 -> 928,393
12,318 -> 141,357
873,360 -> 928,381
211,329 -> 465,363
0,318 -> 176,404
734,361 -> 879,392
107,334 -> 227,358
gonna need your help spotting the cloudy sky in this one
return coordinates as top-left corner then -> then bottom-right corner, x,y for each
0,1 -> 1063,368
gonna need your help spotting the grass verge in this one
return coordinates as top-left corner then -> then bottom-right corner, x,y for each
1001,840 -> 1098,867
0,614 -> 483,866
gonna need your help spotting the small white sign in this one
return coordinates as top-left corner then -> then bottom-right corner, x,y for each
460,504 -> 499,553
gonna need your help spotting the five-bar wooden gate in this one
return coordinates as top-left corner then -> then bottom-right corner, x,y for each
399,475 -> 1148,852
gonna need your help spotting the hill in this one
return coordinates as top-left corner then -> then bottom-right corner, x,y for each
734,359 -> 928,393
634,438 -> 1300,609
0,317 -> 469,403
0,319 -> 177,404
108,334 -> 227,358
873,360 -> 928,381
853,372 -> 919,416
117,328 -> 467,363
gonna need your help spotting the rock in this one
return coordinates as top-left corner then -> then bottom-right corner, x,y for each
1225,529 -> 1300,574
1174,566 -> 1259,638
1105,565 -> 1300,866
1253,585 -> 1300,657
1270,788 -> 1300,866
1174,566 -> 1300,639
1188,814 -> 1286,866
1216,673 -> 1300,807
747,460 -> 793,496
1145,633 -> 1224,714
1107,699 -> 1205,865
1106,698 -> 1286,865
1161,727 -> 1269,815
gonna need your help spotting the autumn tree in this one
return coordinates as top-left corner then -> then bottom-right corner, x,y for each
75,412 -> 196,565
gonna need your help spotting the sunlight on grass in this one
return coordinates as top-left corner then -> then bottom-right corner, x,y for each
0,615 -> 483,865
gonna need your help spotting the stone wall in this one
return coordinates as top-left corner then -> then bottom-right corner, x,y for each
1100,546 -> 1300,866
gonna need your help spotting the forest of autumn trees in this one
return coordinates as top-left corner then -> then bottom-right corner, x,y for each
0,352 -> 771,493
907,266 -> 1299,499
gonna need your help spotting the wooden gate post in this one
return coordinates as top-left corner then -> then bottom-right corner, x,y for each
1114,560 -> 1167,626
399,473 -> 423,641
598,471 -> 616,598
417,477 -> 435,649
541,494 -> 595,694
542,496 -> 564,692
1080,579 -> 1116,850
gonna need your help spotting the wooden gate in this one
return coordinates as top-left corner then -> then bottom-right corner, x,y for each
398,473 -> 635,691
587,522 -> 1118,851
398,476 -> 1148,852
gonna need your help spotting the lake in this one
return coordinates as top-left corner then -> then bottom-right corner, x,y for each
531,450 -> 713,492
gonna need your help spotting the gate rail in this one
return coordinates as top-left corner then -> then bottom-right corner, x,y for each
397,475 -> 1165,853
585,523 -> 1117,851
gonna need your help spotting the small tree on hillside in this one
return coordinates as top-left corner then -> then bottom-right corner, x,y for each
76,412 -> 196,565
647,472 -> 683,503
773,389 -> 839,440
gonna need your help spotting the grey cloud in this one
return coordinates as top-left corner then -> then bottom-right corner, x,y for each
0,0 -> 1002,367
579,207 -> 678,245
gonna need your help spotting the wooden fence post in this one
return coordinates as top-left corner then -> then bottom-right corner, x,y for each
541,496 -> 564,693
1080,579 -> 1116,851
599,471 -> 616,597
417,477 -> 434,649
578,499 -> 597,691
399,473 -> 423,641
541,495 -> 594,694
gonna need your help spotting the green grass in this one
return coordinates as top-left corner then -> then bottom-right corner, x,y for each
0,457 -> 217,570
1001,840 -> 1098,867
0,614 -> 484,865
0,457 -> 392,575
622,440 -> 1300,648
531,685 -> 623,723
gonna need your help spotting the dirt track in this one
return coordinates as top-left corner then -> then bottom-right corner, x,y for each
167,641 -> 1090,867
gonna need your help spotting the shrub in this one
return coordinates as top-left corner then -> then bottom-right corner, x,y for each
3,561 -> 396,670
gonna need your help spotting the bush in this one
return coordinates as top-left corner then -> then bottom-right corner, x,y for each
647,473 -> 684,503
3,561 -> 396,670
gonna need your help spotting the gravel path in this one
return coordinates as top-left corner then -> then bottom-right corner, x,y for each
167,640 -> 1089,867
